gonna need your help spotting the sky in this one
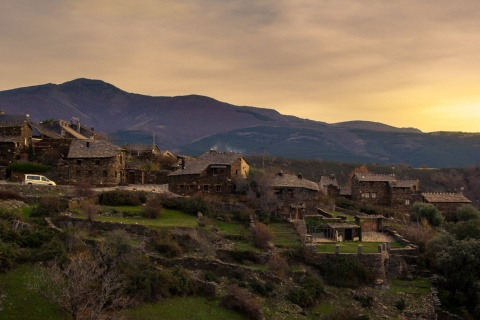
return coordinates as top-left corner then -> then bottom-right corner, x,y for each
2,0 -> 480,133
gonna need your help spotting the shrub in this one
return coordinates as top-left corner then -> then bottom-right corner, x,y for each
8,162 -> 49,173
316,255 -> 374,288
74,182 -> 95,198
30,196 -> 68,218
456,204 -> 480,222
267,253 -> 289,279
151,233 -> 183,258
286,273 -> 324,307
354,293 -> 374,308
141,198 -> 163,219
249,279 -> 275,297
0,189 -> 24,201
395,298 -> 407,311
252,221 -> 273,249
220,285 -> 263,320
410,202 -> 443,227
98,190 -> 147,206
327,307 -> 366,320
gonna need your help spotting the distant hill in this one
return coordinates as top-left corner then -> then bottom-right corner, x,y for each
1,78 -> 479,168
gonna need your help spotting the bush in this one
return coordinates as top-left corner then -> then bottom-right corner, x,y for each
456,204 -> 480,222
30,196 -> 68,218
410,202 -> 443,227
249,279 -> 275,297
151,233 -> 183,258
8,162 -> 49,173
74,182 -> 95,198
252,221 -> 273,249
141,198 -> 163,219
220,285 -> 263,320
267,253 -> 289,279
98,190 -> 147,206
316,255 -> 374,288
0,189 -> 24,201
286,273 -> 324,308
395,298 -> 407,311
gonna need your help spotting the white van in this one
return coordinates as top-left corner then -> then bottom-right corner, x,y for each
23,174 -> 56,186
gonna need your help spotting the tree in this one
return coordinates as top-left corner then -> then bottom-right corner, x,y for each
437,239 -> 480,317
410,202 -> 443,227
456,204 -> 480,222
32,250 -> 130,320
445,219 -> 480,240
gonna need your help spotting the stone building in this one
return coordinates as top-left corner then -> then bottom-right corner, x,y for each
56,140 -> 126,186
269,171 -> 320,216
0,112 -> 33,165
350,173 -> 420,211
319,174 -> 340,197
167,150 -> 249,196
421,192 -> 472,221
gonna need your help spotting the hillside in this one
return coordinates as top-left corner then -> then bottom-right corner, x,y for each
1,78 -> 480,167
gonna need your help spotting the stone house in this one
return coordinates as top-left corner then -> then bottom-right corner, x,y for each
421,192 -> 472,221
268,171 -> 319,216
0,112 -> 33,165
55,140 -> 126,186
350,173 -> 420,211
124,144 -> 161,158
167,150 -> 249,196
319,174 -> 340,197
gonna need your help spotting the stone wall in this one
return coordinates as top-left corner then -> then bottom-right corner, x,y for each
55,156 -> 124,186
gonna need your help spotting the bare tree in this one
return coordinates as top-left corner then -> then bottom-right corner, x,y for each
32,250 -> 130,320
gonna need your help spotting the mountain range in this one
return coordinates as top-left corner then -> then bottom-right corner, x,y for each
1,78 -> 479,168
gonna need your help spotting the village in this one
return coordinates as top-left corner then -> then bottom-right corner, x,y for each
0,111 -> 479,320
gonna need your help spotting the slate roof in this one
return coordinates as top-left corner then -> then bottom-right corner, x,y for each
67,140 -> 123,158
269,172 -> 319,191
0,114 -> 29,127
422,193 -> 471,203
168,150 -> 245,176
319,174 -> 339,187
30,122 -> 63,139
354,173 -> 418,188
354,173 -> 397,182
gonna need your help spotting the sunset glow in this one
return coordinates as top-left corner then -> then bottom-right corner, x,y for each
1,0 -> 480,133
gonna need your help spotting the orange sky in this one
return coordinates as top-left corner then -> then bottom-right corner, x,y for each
2,0 -> 480,133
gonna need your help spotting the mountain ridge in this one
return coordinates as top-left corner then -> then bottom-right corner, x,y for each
1,78 -> 479,168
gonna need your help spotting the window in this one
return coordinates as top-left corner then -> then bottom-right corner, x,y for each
179,184 -> 185,190
371,192 -> 377,198
95,160 -> 101,165
88,170 -> 93,177
203,185 -> 209,191
212,168 -> 218,176
364,192 -> 370,198
77,160 -> 82,165
287,189 -> 294,198
189,185 -> 195,190
103,171 -> 108,177
215,185 -> 222,192
405,199 -> 410,205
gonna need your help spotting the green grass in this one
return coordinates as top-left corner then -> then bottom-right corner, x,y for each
95,208 -> 198,227
316,241 -> 403,253
268,222 -> 303,248
122,296 -> 246,320
388,278 -> 431,293
0,264 -> 67,320
214,219 -> 249,237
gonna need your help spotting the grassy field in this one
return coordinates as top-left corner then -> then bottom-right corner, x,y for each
122,296 -> 246,320
0,264 -> 67,320
95,208 -> 198,227
389,278 -> 431,293
316,241 -> 403,253
268,222 -> 303,249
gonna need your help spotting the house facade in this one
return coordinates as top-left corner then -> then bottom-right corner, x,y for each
55,140 -> 126,186
0,113 -> 33,165
350,173 -> 420,211
269,171 -> 320,216
421,192 -> 472,221
167,150 -> 249,196
319,174 -> 340,198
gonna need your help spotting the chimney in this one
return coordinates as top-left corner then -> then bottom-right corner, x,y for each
86,141 -> 90,148
298,173 -> 303,179
277,170 -> 283,177
330,174 -> 335,179
181,158 -> 185,170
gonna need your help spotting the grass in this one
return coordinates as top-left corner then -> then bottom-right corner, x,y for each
95,208 -> 198,227
268,222 -> 303,248
122,296 -> 246,320
214,219 -> 249,237
0,264 -> 67,320
389,278 -> 431,293
316,241 -> 403,253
